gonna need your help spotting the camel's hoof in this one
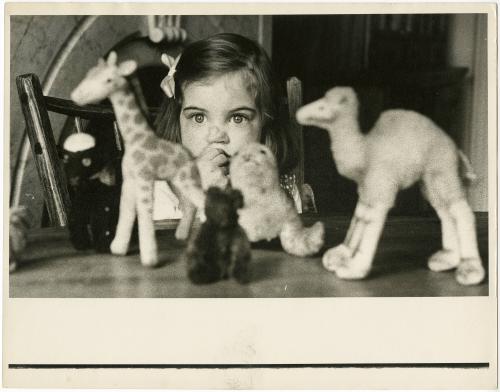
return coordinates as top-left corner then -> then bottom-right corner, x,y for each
336,266 -> 370,280
456,258 -> 485,285
110,240 -> 128,256
322,244 -> 351,271
141,255 -> 159,268
428,249 -> 460,272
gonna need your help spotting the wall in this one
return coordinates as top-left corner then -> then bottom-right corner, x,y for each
9,15 -> 268,227
448,14 -> 488,211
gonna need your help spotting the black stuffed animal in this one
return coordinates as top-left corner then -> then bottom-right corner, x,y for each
61,132 -> 121,253
185,187 -> 251,284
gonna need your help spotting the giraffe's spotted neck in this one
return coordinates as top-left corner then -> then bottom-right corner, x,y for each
108,85 -> 151,143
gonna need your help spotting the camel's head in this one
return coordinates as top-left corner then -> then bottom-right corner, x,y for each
71,51 -> 138,106
296,86 -> 359,129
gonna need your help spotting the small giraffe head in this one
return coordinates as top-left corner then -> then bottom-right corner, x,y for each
71,51 -> 137,106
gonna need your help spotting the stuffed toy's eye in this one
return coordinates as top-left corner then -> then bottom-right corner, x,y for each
82,157 -> 92,167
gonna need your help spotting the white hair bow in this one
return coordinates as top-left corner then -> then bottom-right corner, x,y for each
160,53 -> 181,98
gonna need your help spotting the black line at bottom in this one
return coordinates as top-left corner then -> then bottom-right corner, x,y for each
9,363 -> 490,369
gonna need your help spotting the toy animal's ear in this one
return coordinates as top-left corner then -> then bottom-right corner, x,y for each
161,53 -> 176,68
107,51 -> 118,66
231,189 -> 244,209
206,186 -> 220,199
118,60 -> 137,77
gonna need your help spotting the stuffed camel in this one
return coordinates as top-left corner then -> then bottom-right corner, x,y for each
230,143 -> 324,257
71,52 -> 205,267
296,86 -> 485,285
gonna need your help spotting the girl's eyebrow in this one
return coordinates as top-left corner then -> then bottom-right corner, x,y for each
182,106 -> 206,112
229,106 -> 256,113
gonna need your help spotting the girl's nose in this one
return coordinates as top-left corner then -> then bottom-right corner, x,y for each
207,125 -> 229,144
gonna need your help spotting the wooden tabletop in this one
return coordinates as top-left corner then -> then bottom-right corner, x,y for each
9,214 -> 489,298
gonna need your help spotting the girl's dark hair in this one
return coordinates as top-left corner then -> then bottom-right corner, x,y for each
154,32 -> 298,174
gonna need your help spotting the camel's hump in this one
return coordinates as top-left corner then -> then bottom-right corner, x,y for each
370,109 -> 448,142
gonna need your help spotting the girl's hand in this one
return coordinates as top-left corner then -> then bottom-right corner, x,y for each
196,147 -> 229,189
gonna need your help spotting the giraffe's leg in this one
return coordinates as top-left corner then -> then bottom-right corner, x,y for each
449,199 -> 485,285
170,183 -> 197,240
110,179 -> 137,255
171,162 -> 206,210
135,180 -> 158,267
176,201 -> 196,240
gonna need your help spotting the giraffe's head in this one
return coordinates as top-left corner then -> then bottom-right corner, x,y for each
71,51 -> 138,106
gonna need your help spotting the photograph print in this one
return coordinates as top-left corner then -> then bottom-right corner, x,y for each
8,11 -> 491,298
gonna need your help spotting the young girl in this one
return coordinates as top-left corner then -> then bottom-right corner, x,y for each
153,32 -> 301,220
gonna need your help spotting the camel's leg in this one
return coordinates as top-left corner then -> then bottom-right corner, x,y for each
427,207 -> 461,271
335,202 -> 389,279
449,199 -> 485,285
110,179 -> 137,255
422,175 -> 461,271
135,180 -> 158,267
424,167 -> 484,284
325,171 -> 395,279
323,201 -> 389,279
322,203 -> 362,271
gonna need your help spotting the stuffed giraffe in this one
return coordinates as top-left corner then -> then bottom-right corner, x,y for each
296,87 -> 485,285
71,52 -> 205,267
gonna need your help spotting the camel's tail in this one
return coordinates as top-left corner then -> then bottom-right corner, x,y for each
458,149 -> 477,186
279,217 -> 325,257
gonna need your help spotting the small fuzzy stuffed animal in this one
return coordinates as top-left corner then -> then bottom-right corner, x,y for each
185,186 -> 251,284
296,86 -> 485,285
9,206 -> 32,272
230,143 -> 324,257
61,132 -> 121,252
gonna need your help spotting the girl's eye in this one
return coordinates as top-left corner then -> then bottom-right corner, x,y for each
82,158 -> 92,167
232,114 -> 248,124
193,114 -> 205,123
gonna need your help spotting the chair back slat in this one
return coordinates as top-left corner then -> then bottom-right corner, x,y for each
286,76 -> 305,200
45,96 -> 160,120
16,73 -> 71,226
45,96 -> 117,120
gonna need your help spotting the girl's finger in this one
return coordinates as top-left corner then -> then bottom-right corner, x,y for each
211,153 -> 229,167
198,146 -> 226,160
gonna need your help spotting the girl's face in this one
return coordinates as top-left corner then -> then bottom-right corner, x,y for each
179,71 -> 263,158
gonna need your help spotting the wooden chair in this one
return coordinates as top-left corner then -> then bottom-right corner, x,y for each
16,73 -> 128,227
16,72 -> 310,228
